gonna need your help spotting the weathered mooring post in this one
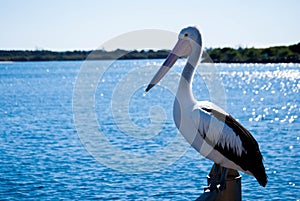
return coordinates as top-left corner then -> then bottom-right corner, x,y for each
195,166 -> 242,201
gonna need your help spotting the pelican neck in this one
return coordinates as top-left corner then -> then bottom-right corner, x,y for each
176,47 -> 201,103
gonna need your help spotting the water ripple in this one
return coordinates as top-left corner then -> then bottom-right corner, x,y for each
0,61 -> 299,200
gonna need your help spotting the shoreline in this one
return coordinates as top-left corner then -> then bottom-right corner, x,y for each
0,42 -> 299,63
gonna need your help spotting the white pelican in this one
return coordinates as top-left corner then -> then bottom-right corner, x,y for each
145,26 -> 267,190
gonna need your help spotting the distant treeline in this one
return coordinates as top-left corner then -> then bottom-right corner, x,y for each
0,49 -> 170,61
0,42 -> 300,63
206,42 -> 300,63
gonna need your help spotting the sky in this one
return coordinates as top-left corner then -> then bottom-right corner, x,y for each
1,0 -> 300,51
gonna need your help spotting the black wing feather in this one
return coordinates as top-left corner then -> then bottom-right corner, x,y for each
202,107 -> 268,187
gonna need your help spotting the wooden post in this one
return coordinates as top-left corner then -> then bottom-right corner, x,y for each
207,168 -> 242,201
195,166 -> 242,201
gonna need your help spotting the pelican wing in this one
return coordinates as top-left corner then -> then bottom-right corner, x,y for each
192,101 -> 268,187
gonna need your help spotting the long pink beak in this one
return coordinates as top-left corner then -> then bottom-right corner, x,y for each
145,39 -> 191,92
145,52 -> 178,92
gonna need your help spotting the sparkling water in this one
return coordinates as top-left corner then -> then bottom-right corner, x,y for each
0,60 -> 299,200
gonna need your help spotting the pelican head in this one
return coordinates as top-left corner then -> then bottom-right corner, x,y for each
145,26 -> 202,92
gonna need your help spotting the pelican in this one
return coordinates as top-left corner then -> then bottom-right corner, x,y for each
145,26 -> 267,190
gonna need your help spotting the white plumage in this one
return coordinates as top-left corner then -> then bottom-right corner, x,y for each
146,25 -> 267,187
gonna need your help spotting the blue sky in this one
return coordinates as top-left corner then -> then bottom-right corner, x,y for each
1,0 -> 299,50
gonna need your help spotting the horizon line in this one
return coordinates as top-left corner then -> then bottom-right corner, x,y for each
1,41 -> 299,52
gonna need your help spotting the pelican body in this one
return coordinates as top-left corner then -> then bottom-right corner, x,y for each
146,26 -> 267,187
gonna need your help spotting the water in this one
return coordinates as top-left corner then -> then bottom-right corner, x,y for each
0,60 -> 299,200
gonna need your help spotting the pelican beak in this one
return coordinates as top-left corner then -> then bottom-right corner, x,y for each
145,39 -> 191,92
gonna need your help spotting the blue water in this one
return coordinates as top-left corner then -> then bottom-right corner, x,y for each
0,60 -> 299,200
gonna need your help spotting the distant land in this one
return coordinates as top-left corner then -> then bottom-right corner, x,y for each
0,42 -> 299,63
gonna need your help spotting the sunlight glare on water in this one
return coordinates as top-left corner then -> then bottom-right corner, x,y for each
0,61 -> 299,200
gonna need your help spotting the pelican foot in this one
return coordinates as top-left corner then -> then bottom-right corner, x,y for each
218,179 -> 226,192
204,181 -> 226,193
